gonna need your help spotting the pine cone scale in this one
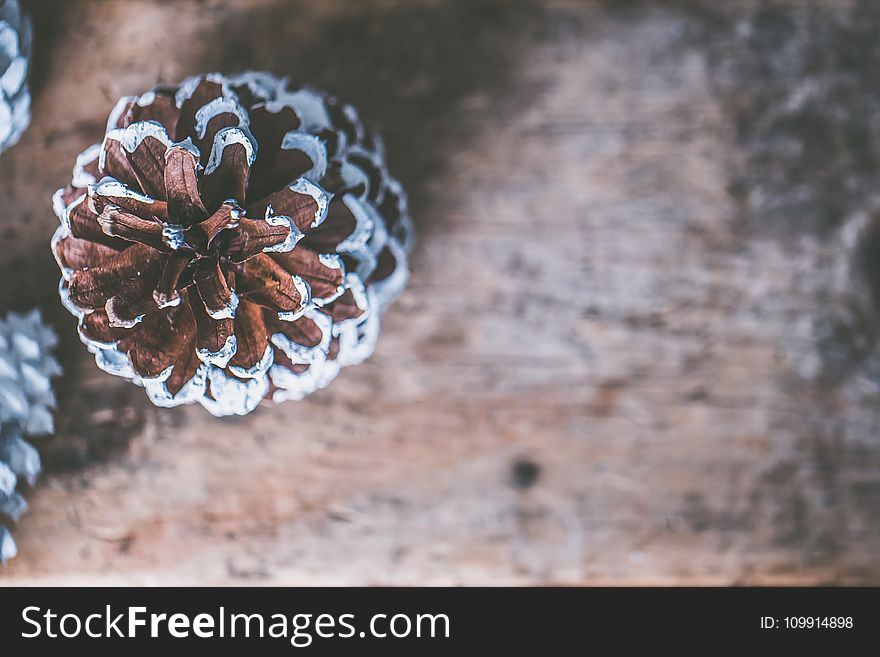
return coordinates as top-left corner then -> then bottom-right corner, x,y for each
175,78 -> 226,141
67,243 -> 158,311
119,303 -> 194,379
68,199 -> 128,247
128,136 -> 171,199
97,205 -> 168,252
202,127 -> 253,183
165,337 -> 201,397
193,256 -> 236,319
90,177 -> 170,221
235,253 -> 308,314
190,200 -> 238,248
229,300 -> 269,372
225,216 -> 292,260
53,234 -> 122,273
190,290 -> 234,363
153,250 -> 189,307
246,180 -> 327,233
270,249 -> 344,304
164,144 -> 208,224
78,310 -> 118,345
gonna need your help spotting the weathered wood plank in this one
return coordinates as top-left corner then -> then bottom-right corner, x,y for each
1,0 -> 879,585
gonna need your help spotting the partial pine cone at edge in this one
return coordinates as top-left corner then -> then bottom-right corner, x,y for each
52,72 -> 412,417
0,0 -> 32,153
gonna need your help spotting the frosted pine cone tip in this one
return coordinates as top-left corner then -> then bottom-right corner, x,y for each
1,309 -> 61,564
0,0 -> 32,153
53,72 -> 412,417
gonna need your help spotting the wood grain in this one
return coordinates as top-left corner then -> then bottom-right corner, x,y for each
1,0 -> 879,585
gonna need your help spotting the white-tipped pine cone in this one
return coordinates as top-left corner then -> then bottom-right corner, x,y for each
0,0 -> 31,153
53,72 -> 412,417
0,310 -> 61,564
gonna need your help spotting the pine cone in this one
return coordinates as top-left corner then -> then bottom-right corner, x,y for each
0,310 -> 61,564
0,0 -> 31,154
53,72 -> 412,417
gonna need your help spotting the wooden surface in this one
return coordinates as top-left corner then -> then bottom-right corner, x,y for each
2,0 -> 880,585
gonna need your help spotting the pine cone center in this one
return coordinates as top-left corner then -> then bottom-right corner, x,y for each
91,140 -> 297,316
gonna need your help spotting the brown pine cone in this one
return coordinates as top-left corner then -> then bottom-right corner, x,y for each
52,72 -> 411,416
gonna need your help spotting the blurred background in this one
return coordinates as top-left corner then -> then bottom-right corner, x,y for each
2,0 -> 880,584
